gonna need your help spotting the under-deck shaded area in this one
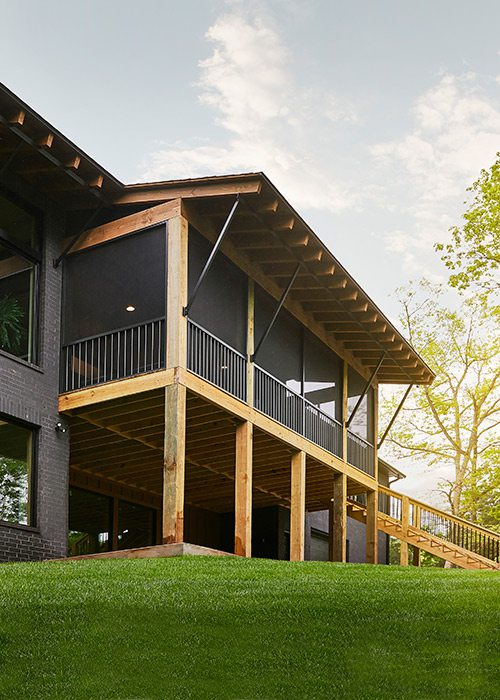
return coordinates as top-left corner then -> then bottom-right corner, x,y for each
66,384 -> 372,559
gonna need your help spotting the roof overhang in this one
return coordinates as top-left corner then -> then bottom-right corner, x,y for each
120,173 -> 435,385
0,83 -> 123,209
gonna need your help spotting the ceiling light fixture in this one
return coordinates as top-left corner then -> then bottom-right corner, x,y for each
126,305 -> 135,312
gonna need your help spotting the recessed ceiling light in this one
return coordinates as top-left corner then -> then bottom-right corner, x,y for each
126,305 -> 135,312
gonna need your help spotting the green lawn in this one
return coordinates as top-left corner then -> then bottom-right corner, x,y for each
0,557 -> 498,699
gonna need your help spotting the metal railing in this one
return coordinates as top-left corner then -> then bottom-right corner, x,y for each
347,430 -> 375,477
187,320 -> 247,402
61,318 -> 165,392
254,366 -> 343,460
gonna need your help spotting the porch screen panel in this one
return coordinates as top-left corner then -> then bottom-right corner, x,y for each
63,225 -> 166,345
254,284 -> 302,392
187,226 -> 247,354
303,330 -> 342,420
347,367 -> 375,443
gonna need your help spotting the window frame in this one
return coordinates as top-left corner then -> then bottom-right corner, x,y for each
0,187 -> 42,366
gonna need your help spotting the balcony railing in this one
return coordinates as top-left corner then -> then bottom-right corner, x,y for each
347,430 -> 375,477
187,320 -> 247,402
61,318 -> 165,392
253,366 -> 343,460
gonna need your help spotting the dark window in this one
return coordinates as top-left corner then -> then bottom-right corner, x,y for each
0,191 -> 40,364
0,417 -> 34,526
347,367 -> 374,443
68,488 -> 112,556
254,284 -> 302,392
63,225 -> 167,344
304,330 -> 342,420
188,227 -> 247,354
117,500 -> 156,550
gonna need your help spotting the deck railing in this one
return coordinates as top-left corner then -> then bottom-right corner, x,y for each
253,366 -> 343,460
187,320 -> 247,402
347,430 -> 375,477
378,485 -> 500,563
61,318 -> 165,392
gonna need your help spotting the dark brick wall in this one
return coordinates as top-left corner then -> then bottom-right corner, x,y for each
0,173 -> 70,562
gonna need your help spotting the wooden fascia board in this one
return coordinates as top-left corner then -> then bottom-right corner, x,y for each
65,199 -> 182,254
113,178 -> 263,205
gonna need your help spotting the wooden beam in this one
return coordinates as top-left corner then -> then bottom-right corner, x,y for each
234,421 -> 253,557
114,178 -> 262,205
66,199 -> 182,254
58,369 -> 175,412
163,382 -> 186,544
290,451 -> 306,561
166,214 -> 188,369
400,495 -> 410,566
366,490 -> 378,564
330,473 -> 347,562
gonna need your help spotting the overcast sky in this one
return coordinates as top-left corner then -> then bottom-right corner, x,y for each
2,0 -> 499,502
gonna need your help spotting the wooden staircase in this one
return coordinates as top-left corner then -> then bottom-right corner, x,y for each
347,487 -> 500,571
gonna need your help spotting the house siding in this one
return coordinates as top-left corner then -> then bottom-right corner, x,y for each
0,175 -> 69,562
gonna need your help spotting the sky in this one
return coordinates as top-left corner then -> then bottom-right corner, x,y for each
2,0 -> 500,502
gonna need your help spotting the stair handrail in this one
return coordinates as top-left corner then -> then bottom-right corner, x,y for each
378,485 -> 500,541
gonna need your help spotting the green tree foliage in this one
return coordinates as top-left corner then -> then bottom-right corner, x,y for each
436,154 -> 500,296
0,294 -> 24,354
0,456 -> 28,523
381,282 -> 500,531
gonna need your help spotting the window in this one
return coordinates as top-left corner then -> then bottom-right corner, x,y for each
68,488 -> 112,556
0,191 -> 40,364
0,417 -> 34,526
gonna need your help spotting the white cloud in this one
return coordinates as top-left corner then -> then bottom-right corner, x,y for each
141,7 -> 358,212
370,72 -> 500,262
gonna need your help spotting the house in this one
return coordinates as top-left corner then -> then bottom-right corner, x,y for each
1,83 -> 498,570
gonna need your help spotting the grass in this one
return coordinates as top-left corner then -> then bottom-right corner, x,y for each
0,557 -> 498,699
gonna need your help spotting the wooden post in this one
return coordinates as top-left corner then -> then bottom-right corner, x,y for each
400,495 -> 409,566
342,361 -> 348,461
247,279 -> 255,407
329,473 -> 347,562
163,382 -> 186,544
412,504 -> 421,566
373,383 -> 379,483
234,421 -> 253,557
290,451 -> 306,561
166,214 -> 188,370
366,489 -> 378,564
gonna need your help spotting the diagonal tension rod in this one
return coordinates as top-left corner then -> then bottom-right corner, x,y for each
183,194 -> 241,316
346,352 -> 386,429
251,262 -> 301,362
377,383 -> 413,449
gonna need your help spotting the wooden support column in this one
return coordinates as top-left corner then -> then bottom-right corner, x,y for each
329,473 -> 347,562
166,214 -> 188,369
290,451 -> 306,562
163,382 -> 187,544
412,504 -> 421,566
234,421 -> 253,557
366,489 -> 378,564
342,361 -> 348,461
373,383 -> 379,483
400,495 -> 410,566
247,279 -> 255,407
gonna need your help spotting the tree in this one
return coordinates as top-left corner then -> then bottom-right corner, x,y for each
436,154 -> 500,296
380,282 -> 500,530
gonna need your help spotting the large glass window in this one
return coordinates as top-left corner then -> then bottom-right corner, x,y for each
117,500 -> 156,550
68,488 -> 112,556
0,418 -> 34,526
0,191 -> 40,364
